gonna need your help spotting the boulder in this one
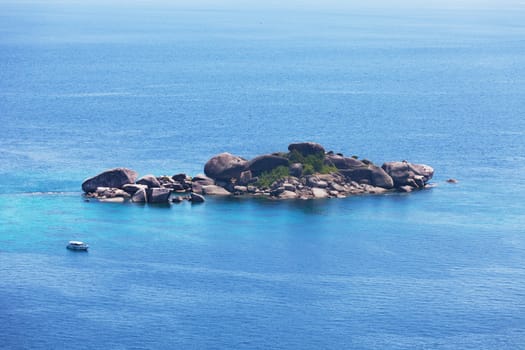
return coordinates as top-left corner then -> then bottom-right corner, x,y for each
192,174 -> 215,185
172,173 -> 190,182
132,188 -> 147,203
410,163 -> 434,182
330,183 -> 345,192
95,187 -> 130,199
190,192 -> 205,203
288,142 -> 325,156
382,161 -> 434,188
382,162 -> 411,187
325,154 -> 365,169
122,183 -> 148,195
248,155 -> 289,176
146,188 -> 171,203
283,183 -> 296,192
369,165 -> 394,189
234,185 -> 247,193
447,178 -> 458,184
204,152 -> 248,180
279,190 -> 298,199
339,168 -> 373,183
306,175 -> 331,188
270,186 -> 285,196
157,176 -> 174,186
191,174 -> 214,194
82,168 -> 138,193
202,185 -> 231,196
136,174 -> 161,188
311,188 -> 329,199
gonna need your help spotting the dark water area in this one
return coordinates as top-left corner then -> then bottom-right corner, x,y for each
1,1 -> 524,349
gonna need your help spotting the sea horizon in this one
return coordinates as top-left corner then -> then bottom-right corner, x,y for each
1,1 -> 525,349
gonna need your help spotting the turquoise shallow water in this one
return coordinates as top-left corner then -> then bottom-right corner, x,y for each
1,1 -> 525,349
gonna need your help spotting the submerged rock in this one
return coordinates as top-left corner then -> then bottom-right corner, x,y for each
190,192 -> 205,203
311,187 -> 329,199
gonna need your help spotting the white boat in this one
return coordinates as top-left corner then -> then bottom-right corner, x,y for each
67,241 -> 89,251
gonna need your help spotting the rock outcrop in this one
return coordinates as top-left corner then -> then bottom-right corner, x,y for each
82,141 -> 434,204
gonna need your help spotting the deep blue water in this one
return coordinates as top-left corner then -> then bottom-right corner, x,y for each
1,1 -> 525,349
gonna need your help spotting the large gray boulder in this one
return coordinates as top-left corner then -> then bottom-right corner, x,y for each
204,152 -> 248,180
136,174 -> 161,188
248,154 -> 289,176
202,185 -> 231,196
146,188 -> 172,203
382,162 -> 411,187
382,161 -> 434,188
131,188 -> 147,203
288,142 -> 325,156
82,168 -> 138,193
325,154 -> 365,169
369,165 -> 394,189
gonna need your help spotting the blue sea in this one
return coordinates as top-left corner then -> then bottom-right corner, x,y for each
1,1 -> 525,349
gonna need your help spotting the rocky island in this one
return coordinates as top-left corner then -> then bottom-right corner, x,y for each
82,142 -> 434,204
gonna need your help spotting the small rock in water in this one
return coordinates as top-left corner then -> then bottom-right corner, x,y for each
446,178 -> 458,184
190,192 -> 205,203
